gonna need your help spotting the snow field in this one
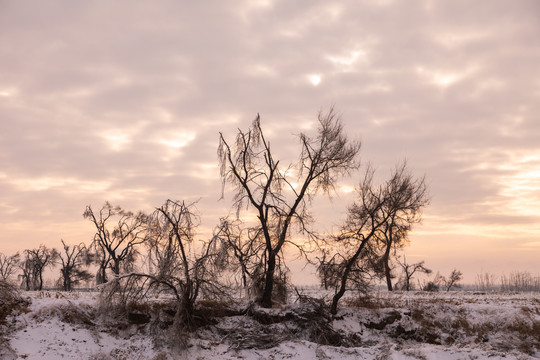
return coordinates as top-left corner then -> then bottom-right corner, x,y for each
3,290 -> 540,359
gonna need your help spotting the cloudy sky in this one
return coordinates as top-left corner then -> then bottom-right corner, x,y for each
1,0 -> 539,283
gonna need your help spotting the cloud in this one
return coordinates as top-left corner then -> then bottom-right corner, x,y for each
0,0 -> 539,278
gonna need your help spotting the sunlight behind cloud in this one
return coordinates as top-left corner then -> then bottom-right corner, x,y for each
416,66 -> 476,88
416,67 -> 458,87
308,74 -> 322,86
244,0 -> 273,10
415,214 -> 535,240
188,163 -> 220,181
159,132 -> 196,149
157,131 -> 197,162
497,154 -> 540,216
246,64 -> 276,78
103,133 -> 130,151
452,149 -> 540,220
327,49 -> 368,72
340,185 -> 355,194
9,176 -> 111,193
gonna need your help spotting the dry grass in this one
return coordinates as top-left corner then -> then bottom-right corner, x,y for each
390,295 -> 540,354
0,280 -> 29,325
30,301 -> 96,328
0,280 -> 29,360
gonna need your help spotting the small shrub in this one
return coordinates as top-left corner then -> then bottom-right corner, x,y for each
151,353 -> 170,360
345,294 -> 392,309
402,348 -> 427,360
422,281 -> 439,292
196,298 -> 240,318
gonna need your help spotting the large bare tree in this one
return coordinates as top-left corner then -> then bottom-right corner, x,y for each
329,163 -> 429,314
218,109 -> 360,307
83,202 -> 148,283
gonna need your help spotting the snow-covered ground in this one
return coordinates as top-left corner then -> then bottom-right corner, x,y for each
3,290 -> 540,359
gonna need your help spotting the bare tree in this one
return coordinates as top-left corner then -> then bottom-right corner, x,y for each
58,240 -> 93,291
396,258 -> 431,291
0,252 -> 20,283
328,167 -> 388,315
19,246 -> 58,291
83,202 -> 148,283
212,217 -> 264,289
108,200 -> 227,327
441,269 -> 463,291
316,249 -> 332,290
378,161 -> 429,291
329,163 -> 429,314
475,272 -> 497,291
218,109 -> 360,308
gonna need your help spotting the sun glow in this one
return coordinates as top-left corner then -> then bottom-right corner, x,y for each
308,74 -> 322,86
326,49 -> 368,72
159,132 -> 196,149
188,163 -> 220,181
103,133 -> 130,151
8,175 -> 111,193
340,185 -> 355,194
415,66 -> 476,88
498,155 -> 540,213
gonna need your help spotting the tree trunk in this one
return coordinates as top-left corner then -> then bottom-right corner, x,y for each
383,248 -> 393,291
405,274 -> 411,291
330,253 -> 358,315
38,271 -> 44,290
24,274 -> 31,291
331,237 -> 369,315
174,281 -> 196,328
241,269 -> 247,288
383,224 -> 394,291
62,270 -> 69,291
112,258 -> 120,276
331,273 -> 348,315
260,251 -> 276,308
97,265 -> 107,284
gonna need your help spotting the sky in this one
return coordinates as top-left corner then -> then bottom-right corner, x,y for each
1,0 -> 539,284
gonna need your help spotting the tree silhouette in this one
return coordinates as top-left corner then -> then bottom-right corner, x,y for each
58,240 -> 93,291
84,202 -> 147,283
218,109 -> 360,307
